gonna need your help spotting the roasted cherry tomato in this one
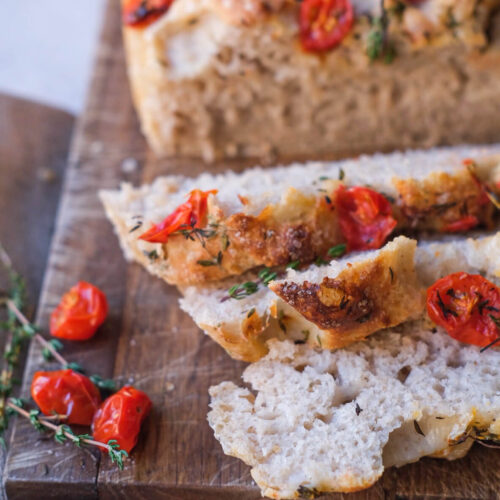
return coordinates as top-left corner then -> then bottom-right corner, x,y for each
336,185 -> 397,251
50,282 -> 108,341
122,0 -> 174,27
139,189 -> 217,243
427,272 -> 500,348
300,0 -> 354,52
31,369 -> 101,425
92,386 -> 152,453
443,215 -> 479,233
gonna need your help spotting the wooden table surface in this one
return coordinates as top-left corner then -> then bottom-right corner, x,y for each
2,1 -> 499,498
0,95 -> 74,499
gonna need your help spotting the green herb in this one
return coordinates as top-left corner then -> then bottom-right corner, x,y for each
316,335 -> 322,347
259,268 -> 277,285
338,168 -> 345,181
89,374 -> 117,392
226,281 -> 259,301
278,310 -> 287,333
287,260 -> 300,270
6,399 -> 128,470
327,244 -> 347,258
129,221 -> 143,233
389,267 -> 394,283
297,485 -> 321,499
318,176 -> 330,181
355,403 -> 363,416
65,362 -> 85,374
315,257 -> 328,267
436,291 -> 458,319
179,226 -> 217,248
221,233 -> 230,251
197,251 -> 223,267
480,316 -> 500,353
247,308 -> 256,319
143,250 -> 159,261
42,339 -> 64,362
445,8 -> 459,29
108,439 -> 129,470
366,8 -> 396,63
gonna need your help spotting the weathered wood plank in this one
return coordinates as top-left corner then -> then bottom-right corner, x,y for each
0,95 -> 73,499
3,0 -> 499,498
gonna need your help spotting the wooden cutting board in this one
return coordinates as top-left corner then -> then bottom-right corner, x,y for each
3,1 -> 499,498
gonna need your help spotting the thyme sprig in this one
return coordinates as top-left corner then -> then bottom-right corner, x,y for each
5,300 -> 115,391
221,268 -> 279,302
366,3 -> 396,63
0,244 -> 31,441
6,399 -> 128,469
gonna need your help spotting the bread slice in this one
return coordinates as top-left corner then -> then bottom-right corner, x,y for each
208,325 -> 500,499
123,0 -> 500,161
180,232 -> 500,361
100,146 -> 500,286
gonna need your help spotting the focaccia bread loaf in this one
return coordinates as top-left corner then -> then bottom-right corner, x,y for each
208,326 -> 500,498
122,0 -> 500,161
180,232 -> 500,361
99,145 -> 500,286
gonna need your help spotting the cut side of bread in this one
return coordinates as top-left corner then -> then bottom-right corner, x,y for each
208,327 -> 500,499
100,146 -> 500,285
180,233 -> 500,361
123,0 -> 500,161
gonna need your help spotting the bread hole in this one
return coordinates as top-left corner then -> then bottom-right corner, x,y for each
446,359 -> 464,369
307,380 -> 322,392
397,365 -> 412,383
314,413 -> 330,424
238,393 -> 256,404
432,383 -> 444,396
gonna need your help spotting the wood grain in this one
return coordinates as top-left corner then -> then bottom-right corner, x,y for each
0,95 -> 73,499
3,1 -> 500,499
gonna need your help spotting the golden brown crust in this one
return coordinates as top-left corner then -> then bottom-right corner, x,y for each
394,170 -> 495,231
200,311 -> 270,362
270,238 -> 425,349
152,166 -> 498,285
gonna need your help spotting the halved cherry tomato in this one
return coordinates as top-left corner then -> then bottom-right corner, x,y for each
122,0 -> 174,27
139,189 -> 217,243
443,215 -> 479,233
92,386 -> 152,453
31,369 -> 101,425
335,185 -> 397,251
300,0 -> 354,52
427,272 -> 500,347
50,282 -> 108,341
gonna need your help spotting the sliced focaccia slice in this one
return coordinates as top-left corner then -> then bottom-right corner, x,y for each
208,325 -> 500,499
100,146 -> 500,286
180,232 -> 500,361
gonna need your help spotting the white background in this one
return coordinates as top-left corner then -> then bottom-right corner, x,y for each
0,0 -> 105,114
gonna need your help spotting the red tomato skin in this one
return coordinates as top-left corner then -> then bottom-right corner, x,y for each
300,0 -> 354,52
335,185 -> 397,251
427,272 -> 500,347
92,386 -> 152,453
443,215 -> 479,233
122,0 -> 174,27
31,370 -> 101,425
139,189 -> 217,243
50,282 -> 108,341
